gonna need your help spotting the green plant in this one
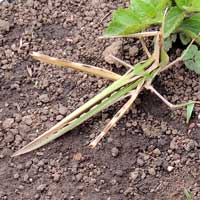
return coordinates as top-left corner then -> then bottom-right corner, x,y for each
184,189 -> 193,200
12,0 -> 200,156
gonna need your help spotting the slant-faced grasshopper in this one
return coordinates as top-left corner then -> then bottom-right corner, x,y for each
12,12 -> 200,157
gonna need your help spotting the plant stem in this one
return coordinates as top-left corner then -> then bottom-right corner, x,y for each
99,31 -> 159,39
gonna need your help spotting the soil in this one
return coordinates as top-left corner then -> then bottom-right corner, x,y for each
1,0 -> 200,200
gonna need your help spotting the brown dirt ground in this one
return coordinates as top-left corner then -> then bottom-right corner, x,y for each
1,0 -> 200,200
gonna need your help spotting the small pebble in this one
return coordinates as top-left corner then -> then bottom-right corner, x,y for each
111,147 -> 119,157
53,173 -> 60,182
56,115 -> 63,121
13,113 -> 22,122
115,170 -> 123,177
0,19 -> 10,31
39,94 -> 50,103
124,187 -> 133,196
13,173 -> 19,179
137,158 -> 144,167
148,168 -> 156,176
22,115 -> 32,126
184,139 -> 197,152
3,118 -> 14,129
37,184 -> 46,192
153,148 -> 161,156
130,170 -> 139,181
59,104 -> 68,115
5,133 -> 14,143
167,166 -> 174,172
129,46 -> 139,57
102,41 -> 122,65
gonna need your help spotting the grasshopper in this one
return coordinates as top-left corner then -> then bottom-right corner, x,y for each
12,11 -> 199,157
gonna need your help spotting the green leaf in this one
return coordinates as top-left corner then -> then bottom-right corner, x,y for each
164,34 -> 177,51
186,102 -> 195,124
179,32 -> 191,45
184,59 -> 195,71
179,14 -> 200,44
182,44 -> 198,60
131,0 -> 171,11
184,189 -> 193,200
105,8 -> 145,36
157,0 -> 172,10
164,6 -> 185,38
179,14 -> 200,35
130,0 -> 172,23
105,0 -> 171,36
194,51 -> 200,73
175,0 -> 200,12
130,0 -> 157,22
182,44 -> 200,74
